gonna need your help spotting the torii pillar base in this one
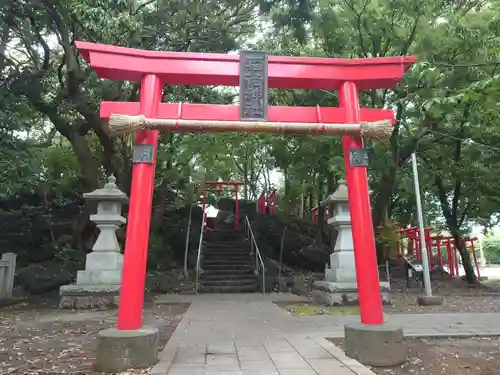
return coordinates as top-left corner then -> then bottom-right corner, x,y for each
94,327 -> 159,372
345,322 -> 407,367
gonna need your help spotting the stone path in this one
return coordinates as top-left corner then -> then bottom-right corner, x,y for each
151,294 -> 500,375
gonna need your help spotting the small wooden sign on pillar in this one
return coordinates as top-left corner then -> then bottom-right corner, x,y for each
239,51 -> 268,121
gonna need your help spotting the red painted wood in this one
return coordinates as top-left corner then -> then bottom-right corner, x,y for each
100,102 -> 395,124
340,81 -> 383,325
117,74 -> 162,330
76,41 -> 415,90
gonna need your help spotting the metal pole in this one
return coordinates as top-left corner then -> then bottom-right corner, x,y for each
411,152 -> 433,297
478,233 -> 486,267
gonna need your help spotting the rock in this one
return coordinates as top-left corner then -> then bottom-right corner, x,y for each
16,261 -> 80,294
291,275 -> 309,296
145,271 -> 182,293
252,214 -> 335,272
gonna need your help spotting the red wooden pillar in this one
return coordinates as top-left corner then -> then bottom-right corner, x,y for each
234,184 -> 239,230
409,232 -> 414,256
339,81 -> 383,325
258,193 -> 265,213
425,230 -> 434,268
117,74 -> 162,330
415,237 -> 421,261
434,238 -> 443,266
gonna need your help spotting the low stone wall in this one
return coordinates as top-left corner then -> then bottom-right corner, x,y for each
0,253 -> 16,299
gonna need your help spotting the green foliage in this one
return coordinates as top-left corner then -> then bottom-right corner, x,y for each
375,221 -> 400,260
147,233 -> 173,271
53,245 -> 77,262
483,236 -> 500,263
1,0 -> 500,282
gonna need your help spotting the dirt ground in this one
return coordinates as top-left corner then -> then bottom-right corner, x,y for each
390,277 -> 500,314
330,337 -> 500,375
0,295 -> 188,375
282,278 -> 500,316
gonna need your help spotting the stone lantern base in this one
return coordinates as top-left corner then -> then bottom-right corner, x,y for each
59,284 -> 121,309
312,280 -> 391,306
60,248 -> 124,309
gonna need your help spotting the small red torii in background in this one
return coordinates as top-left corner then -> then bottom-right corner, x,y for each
202,180 -> 244,230
312,206 -> 332,224
397,227 -> 481,278
256,188 -> 277,214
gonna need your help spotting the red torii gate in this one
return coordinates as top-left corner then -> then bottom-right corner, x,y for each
256,188 -> 277,214
203,180 -> 243,230
76,41 -> 415,331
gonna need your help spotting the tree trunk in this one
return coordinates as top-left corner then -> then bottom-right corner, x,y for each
308,189 -> 314,217
299,192 -> 304,218
243,158 -> 249,200
372,166 -> 398,230
279,225 -> 287,277
316,178 -> 324,243
67,133 -> 100,249
450,225 -> 477,284
184,203 -> 193,278
283,165 -> 289,198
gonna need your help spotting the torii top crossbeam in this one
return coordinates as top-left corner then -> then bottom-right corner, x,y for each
76,41 -> 415,90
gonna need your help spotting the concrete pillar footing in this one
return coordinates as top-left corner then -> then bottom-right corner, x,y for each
95,326 -> 159,372
417,295 -> 443,306
344,322 -> 407,367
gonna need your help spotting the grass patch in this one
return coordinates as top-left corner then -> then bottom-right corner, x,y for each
284,303 -> 360,316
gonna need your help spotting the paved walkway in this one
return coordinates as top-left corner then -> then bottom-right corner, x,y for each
151,294 -> 500,375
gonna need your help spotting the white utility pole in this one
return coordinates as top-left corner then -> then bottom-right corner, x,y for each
478,232 -> 486,267
411,152 -> 433,297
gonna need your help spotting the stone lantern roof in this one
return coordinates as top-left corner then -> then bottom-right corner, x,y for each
83,175 -> 128,202
320,179 -> 348,206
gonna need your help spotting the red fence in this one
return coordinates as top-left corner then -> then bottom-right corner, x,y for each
397,227 -> 481,278
312,206 -> 332,224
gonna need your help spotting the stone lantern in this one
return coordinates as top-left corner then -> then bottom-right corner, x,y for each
323,179 -> 356,283
313,179 -> 390,305
60,175 -> 128,309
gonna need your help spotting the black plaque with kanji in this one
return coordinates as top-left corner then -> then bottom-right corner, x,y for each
133,144 -> 154,164
349,148 -> 370,167
239,51 -> 268,121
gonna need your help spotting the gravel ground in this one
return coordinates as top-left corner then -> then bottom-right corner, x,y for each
0,298 -> 188,375
282,278 -> 500,315
330,336 -> 499,375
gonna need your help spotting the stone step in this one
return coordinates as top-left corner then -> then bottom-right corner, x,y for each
202,263 -> 253,270
202,268 -> 255,275
202,251 -> 250,257
198,279 -> 255,287
203,254 -> 253,264
203,236 -> 247,243
203,248 -> 249,254
204,230 -> 245,236
198,284 -> 259,293
202,259 -> 252,266
203,241 -> 248,248
200,273 -> 256,281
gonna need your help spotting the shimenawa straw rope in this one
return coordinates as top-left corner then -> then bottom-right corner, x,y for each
107,114 -> 393,141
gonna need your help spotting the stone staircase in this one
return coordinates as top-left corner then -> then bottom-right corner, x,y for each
198,229 -> 260,293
